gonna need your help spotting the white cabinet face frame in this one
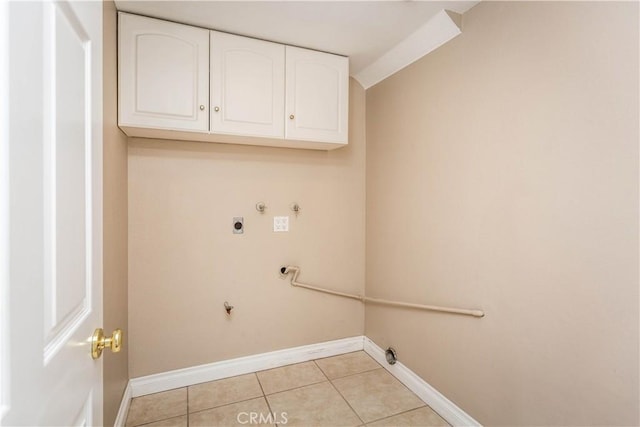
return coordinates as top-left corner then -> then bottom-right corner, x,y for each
210,31 -> 285,138
118,13 -> 209,132
285,46 -> 349,144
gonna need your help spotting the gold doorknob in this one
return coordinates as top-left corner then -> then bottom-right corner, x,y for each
91,328 -> 123,360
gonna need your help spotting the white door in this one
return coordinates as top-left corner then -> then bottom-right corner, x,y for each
118,13 -> 209,133
1,0 -> 104,425
285,46 -> 349,144
210,31 -> 285,138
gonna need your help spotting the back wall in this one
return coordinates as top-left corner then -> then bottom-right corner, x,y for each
128,79 -> 366,377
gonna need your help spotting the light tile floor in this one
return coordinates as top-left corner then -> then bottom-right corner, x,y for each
125,351 -> 450,427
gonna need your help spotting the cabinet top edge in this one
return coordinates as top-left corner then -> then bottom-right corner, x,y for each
117,11 -> 349,60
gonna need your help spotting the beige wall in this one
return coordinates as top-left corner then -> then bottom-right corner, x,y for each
103,1 -> 130,425
365,2 -> 638,426
127,79 -> 366,377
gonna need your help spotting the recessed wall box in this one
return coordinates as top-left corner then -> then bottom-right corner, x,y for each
233,217 -> 244,234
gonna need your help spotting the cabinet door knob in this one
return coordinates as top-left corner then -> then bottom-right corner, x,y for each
199,105 -> 205,111
214,106 -> 220,112
289,114 -> 295,120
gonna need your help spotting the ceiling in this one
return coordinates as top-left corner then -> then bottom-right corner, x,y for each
114,1 -> 479,77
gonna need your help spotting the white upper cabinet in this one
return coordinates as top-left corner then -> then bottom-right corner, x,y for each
285,46 -> 349,144
118,13 -> 349,150
118,13 -> 209,132
211,31 -> 285,138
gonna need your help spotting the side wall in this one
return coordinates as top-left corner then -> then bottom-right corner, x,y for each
103,1 -> 129,424
365,2 -> 639,426
127,79 -> 366,378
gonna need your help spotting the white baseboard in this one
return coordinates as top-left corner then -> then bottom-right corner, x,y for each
363,337 -> 481,427
129,336 -> 365,397
113,381 -> 132,427
123,335 -> 479,427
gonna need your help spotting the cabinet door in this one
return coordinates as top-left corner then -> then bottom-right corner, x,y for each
211,32 -> 285,138
118,13 -> 209,132
285,46 -> 349,144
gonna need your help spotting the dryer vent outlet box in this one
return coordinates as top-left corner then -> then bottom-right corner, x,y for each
385,347 -> 398,365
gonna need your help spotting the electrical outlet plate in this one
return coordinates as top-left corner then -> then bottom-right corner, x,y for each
273,216 -> 289,232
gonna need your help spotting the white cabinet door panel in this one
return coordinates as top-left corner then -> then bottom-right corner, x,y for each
119,13 -> 209,132
285,46 -> 348,144
211,31 -> 284,137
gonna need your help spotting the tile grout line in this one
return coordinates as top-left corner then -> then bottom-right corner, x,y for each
187,394 -> 266,417
312,359 -> 331,382
132,415 -> 185,427
263,378 -> 328,397
129,388 -> 189,427
317,359 -> 366,426
315,351 -> 385,380
311,349 -> 366,364
324,360 -> 433,426
322,366 -> 384,382
130,413 -> 186,427
377,364 -> 449,421
361,404 -> 434,426
326,378 -> 366,426
256,359 -> 320,376
255,372 -> 278,427
258,361 -> 328,396
186,373 -> 266,416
